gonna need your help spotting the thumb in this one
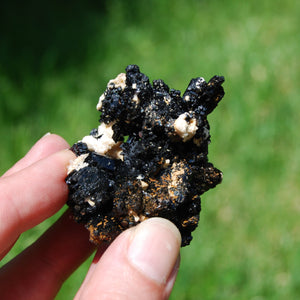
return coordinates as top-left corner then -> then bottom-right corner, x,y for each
76,218 -> 181,300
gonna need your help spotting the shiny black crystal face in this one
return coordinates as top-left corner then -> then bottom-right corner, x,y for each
66,65 -> 224,246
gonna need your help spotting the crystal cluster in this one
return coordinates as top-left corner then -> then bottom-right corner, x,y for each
66,65 -> 224,246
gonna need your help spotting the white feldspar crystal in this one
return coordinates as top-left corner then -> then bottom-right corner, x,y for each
96,93 -> 105,111
81,122 -> 123,159
107,72 -> 127,90
96,73 -> 127,111
174,112 -> 198,142
67,153 -> 89,174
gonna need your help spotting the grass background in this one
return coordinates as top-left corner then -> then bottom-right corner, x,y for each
0,0 -> 299,299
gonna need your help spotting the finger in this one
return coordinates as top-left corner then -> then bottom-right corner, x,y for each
2,133 -> 70,178
0,134 -> 71,257
0,210 -> 95,300
76,218 -> 181,300
0,149 -> 76,255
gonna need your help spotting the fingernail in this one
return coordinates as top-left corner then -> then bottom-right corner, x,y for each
127,218 -> 181,285
42,132 -> 51,138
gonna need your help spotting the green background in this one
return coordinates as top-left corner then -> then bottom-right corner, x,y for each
1,0 -> 299,299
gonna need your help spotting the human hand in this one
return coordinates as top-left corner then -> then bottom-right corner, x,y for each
0,134 -> 181,299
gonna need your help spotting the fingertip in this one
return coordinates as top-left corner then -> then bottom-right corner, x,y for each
34,133 -> 71,154
127,217 -> 181,285
56,148 -> 77,171
2,133 -> 71,178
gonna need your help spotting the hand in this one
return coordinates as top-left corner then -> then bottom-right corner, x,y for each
0,134 -> 181,300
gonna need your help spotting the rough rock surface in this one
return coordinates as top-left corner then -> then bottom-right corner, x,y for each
66,65 -> 224,246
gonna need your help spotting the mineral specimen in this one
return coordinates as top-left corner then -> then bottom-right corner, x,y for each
66,65 -> 224,246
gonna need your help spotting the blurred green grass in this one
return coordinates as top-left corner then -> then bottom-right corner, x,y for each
1,0 -> 299,299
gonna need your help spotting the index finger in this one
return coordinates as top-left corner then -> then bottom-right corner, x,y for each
0,149 -> 75,255
2,133 -> 70,178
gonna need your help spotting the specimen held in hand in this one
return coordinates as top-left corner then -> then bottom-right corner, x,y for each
66,65 -> 224,246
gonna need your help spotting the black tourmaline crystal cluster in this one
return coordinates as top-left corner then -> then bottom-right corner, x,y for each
66,65 -> 224,246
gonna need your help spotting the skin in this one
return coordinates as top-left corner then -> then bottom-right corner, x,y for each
0,134 -> 181,300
